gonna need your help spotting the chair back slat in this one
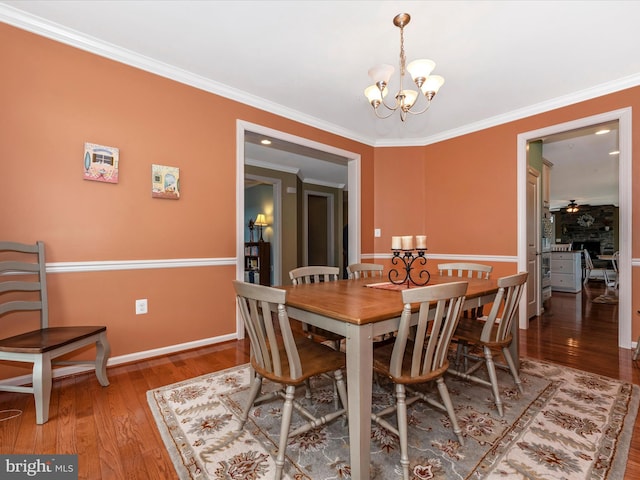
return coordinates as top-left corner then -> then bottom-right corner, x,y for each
0,241 -> 48,328
390,281 -> 468,379
481,272 -> 528,343
437,262 -> 492,280
289,266 -> 339,285
346,263 -> 383,280
233,280 -> 303,380
583,249 -> 595,269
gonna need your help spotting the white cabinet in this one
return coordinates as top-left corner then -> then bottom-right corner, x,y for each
551,251 -> 582,293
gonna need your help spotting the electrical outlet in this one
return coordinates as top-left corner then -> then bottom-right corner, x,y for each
374,228 -> 381,237
135,299 -> 148,315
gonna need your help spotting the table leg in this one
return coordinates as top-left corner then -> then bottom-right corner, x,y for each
345,322 -> 373,480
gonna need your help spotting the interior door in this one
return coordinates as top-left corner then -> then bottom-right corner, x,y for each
526,168 -> 541,318
307,194 -> 329,265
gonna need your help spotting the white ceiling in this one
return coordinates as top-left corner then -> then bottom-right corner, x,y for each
1,0 -> 635,199
541,122 -> 620,211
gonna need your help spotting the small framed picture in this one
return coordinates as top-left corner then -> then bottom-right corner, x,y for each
152,164 -> 180,200
83,142 -> 119,183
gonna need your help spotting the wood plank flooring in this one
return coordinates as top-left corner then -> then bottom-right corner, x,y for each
0,281 -> 638,479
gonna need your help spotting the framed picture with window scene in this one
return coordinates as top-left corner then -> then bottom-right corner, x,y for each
152,164 -> 180,200
83,142 -> 119,183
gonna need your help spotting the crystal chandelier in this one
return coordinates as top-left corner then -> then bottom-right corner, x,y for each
364,13 -> 445,121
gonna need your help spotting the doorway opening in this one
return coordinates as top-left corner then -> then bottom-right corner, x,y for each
517,108 -> 632,348
235,120 -> 361,334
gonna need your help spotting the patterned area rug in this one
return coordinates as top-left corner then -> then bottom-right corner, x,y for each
147,358 -> 639,479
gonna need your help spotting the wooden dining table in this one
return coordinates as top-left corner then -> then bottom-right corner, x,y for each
280,273 -> 504,480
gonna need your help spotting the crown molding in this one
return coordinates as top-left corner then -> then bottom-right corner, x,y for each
3,4 -> 640,149
0,5 -> 372,145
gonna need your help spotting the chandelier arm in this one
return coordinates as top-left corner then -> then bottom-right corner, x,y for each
372,107 -> 396,120
403,98 -> 433,116
378,95 -> 401,112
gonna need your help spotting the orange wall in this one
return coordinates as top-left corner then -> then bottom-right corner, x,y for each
1,23 -> 639,381
372,89 -> 640,341
0,24 -> 374,379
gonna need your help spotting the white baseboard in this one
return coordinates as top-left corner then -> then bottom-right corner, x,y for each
0,332 -> 240,387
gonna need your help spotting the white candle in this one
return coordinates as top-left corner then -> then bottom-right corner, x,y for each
401,235 -> 414,250
391,236 -> 402,250
416,235 -> 427,249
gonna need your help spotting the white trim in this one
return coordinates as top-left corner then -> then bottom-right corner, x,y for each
46,257 -> 235,273
517,108 -> 632,348
366,253 -> 518,263
3,4 -> 639,148
245,173 -> 283,286
0,5 -> 370,146
236,120 -> 361,270
0,333 -> 238,388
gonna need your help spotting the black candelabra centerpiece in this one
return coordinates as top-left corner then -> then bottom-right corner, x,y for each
389,235 -> 431,287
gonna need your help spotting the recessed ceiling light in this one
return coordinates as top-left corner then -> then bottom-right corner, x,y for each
609,150 -> 620,155
260,139 -> 272,145
595,129 -> 610,135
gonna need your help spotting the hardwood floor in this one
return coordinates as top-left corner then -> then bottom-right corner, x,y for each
0,281 -> 638,479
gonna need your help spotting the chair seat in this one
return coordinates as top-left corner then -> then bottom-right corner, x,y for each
373,341 -> 449,385
0,326 -> 107,354
453,317 -> 512,349
254,334 -> 346,385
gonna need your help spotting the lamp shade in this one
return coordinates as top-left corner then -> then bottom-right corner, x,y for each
254,214 -> 267,226
399,89 -> 418,109
364,85 -> 383,105
368,64 -> 395,85
407,59 -> 436,82
420,75 -> 445,96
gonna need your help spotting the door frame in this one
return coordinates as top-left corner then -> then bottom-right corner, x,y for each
236,120 -> 362,336
526,167 -> 541,318
516,108 -> 632,348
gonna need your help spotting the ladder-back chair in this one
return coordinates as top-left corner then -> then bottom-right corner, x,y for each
0,241 -> 110,424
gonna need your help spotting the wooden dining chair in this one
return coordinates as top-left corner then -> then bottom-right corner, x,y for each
447,272 -> 528,417
583,249 -> 610,285
609,251 -> 619,289
346,262 -> 383,279
371,281 -> 468,480
0,241 -> 110,424
232,280 -> 348,480
289,266 -> 342,350
438,262 -> 493,318
437,262 -> 493,280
